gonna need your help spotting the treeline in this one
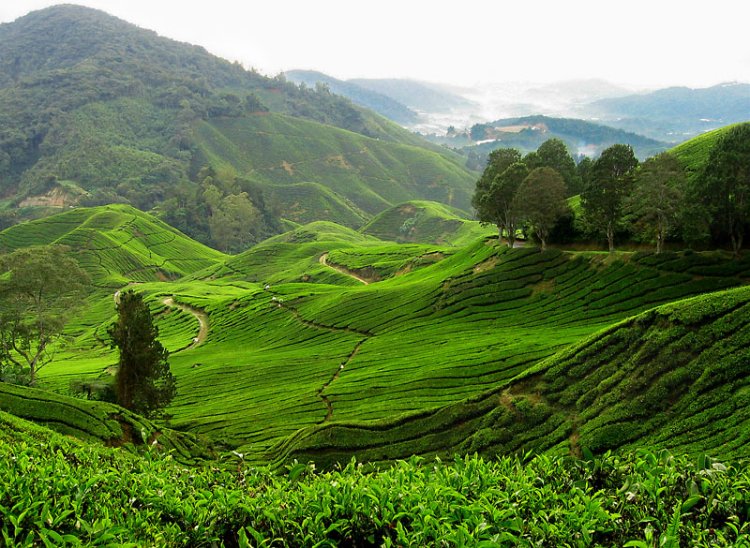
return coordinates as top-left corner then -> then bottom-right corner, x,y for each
472,124 -> 750,255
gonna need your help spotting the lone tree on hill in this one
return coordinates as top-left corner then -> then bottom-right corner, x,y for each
581,144 -> 639,252
0,246 -> 89,386
695,123 -> 750,256
109,290 -> 176,417
517,167 -> 570,251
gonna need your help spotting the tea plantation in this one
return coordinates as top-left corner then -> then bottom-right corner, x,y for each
2,411 -> 749,545
2,202 -> 750,545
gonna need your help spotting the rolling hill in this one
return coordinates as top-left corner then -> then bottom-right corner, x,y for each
0,5 -> 477,243
16,204 -> 745,462
360,200 -> 494,245
463,115 -> 667,159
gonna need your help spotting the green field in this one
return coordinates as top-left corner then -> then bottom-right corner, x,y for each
3,204 -> 747,466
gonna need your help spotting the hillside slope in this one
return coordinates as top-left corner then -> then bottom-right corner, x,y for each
275,283 -> 750,466
0,5 -> 476,240
192,114 -> 476,221
0,203 -> 226,289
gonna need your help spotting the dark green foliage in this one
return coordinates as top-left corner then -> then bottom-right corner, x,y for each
2,414 -> 748,546
525,138 -> 582,196
517,167 -> 570,250
627,153 -> 686,253
581,144 -> 639,251
472,152 -> 528,247
0,246 -> 89,385
109,290 -> 175,417
692,123 -> 750,255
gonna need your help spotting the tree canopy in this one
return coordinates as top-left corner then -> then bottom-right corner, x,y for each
627,153 -> 685,253
108,290 -> 176,417
581,144 -> 639,252
694,124 -> 750,255
0,246 -> 89,385
517,167 -> 570,251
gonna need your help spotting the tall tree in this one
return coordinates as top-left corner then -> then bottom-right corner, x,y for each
517,167 -> 570,251
627,153 -> 686,254
474,162 -> 529,248
108,290 -> 176,417
696,123 -> 750,256
526,139 -> 582,196
581,144 -> 639,252
0,246 -> 88,385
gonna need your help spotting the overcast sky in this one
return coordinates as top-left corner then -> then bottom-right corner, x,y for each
2,0 -> 749,89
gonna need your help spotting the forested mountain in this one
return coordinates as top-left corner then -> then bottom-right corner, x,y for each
284,70 -> 419,124
0,5 -> 476,250
349,78 -> 476,112
587,82 -> 750,141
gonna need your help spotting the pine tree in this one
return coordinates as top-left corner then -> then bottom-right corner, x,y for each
108,290 -> 176,417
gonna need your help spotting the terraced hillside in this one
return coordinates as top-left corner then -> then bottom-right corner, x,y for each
193,115 -> 476,224
28,215 -> 748,462
0,204 -> 226,290
278,283 -> 750,467
0,382 -> 209,462
670,122 -> 749,181
360,200 -> 494,245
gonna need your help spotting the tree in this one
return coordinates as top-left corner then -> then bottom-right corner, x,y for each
696,123 -> 750,256
108,290 -> 176,417
525,139 -> 582,196
474,161 -> 529,248
0,246 -> 88,385
517,168 -> 570,251
581,144 -> 638,252
627,153 -> 686,254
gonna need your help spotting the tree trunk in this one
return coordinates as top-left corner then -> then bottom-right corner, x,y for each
656,231 -> 663,254
606,222 -> 615,253
506,225 -> 515,249
731,230 -> 743,258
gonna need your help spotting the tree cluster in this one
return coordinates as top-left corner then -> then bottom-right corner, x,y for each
471,140 -> 573,250
473,127 -> 750,255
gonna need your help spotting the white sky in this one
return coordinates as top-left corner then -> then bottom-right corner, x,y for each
1,0 -> 749,89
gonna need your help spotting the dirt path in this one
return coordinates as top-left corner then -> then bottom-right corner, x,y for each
162,297 -> 209,350
319,253 -> 370,285
267,288 -> 372,421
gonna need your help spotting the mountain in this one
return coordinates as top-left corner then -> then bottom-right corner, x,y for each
284,70 -> 419,124
455,115 -> 667,160
587,83 -> 750,141
349,78 -> 477,112
0,5 -> 476,246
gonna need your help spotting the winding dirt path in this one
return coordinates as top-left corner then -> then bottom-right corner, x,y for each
319,253 -> 370,285
267,288 -> 372,422
162,297 -> 209,350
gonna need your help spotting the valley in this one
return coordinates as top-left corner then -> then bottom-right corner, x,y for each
1,3 -> 750,545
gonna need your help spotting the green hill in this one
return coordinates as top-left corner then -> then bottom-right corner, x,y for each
462,115 -> 667,159
30,215 -> 749,461
0,203 -> 226,289
361,200 -> 494,245
0,382 -> 209,462
670,122 -> 750,181
274,282 -> 750,467
0,5 -> 476,245
192,115 -> 476,222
